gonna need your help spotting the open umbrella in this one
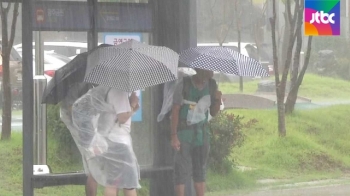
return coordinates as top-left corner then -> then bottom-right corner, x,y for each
179,46 -> 269,77
84,40 -> 179,92
41,44 -> 111,104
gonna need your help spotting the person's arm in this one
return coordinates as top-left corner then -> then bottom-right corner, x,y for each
170,79 -> 184,151
170,104 -> 181,151
108,89 -> 139,124
117,104 -> 139,124
117,92 -> 139,124
210,98 -> 221,117
170,104 -> 180,136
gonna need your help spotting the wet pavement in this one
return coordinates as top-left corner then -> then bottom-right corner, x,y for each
232,183 -> 350,196
0,115 -> 22,132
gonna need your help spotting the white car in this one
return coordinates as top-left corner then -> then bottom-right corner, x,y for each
14,41 -> 102,60
39,51 -> 71,83
197,42 -> 252,57
15,48 -> 71,83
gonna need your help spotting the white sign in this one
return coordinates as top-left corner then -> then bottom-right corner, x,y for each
104,33 -> 141,46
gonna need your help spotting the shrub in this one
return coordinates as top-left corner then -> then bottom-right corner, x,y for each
208,111 -> 257,174
47,104 -> 80,160
335,58 -> 350,80
312,36 -> 350,58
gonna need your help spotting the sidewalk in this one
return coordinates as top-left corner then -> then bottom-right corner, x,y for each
0,115 -> 22,122
231,183 -> 350,196
224,177 -> 350,196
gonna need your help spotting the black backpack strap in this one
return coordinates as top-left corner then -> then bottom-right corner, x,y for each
208,78 -> 218,104
182,76 -> 192,100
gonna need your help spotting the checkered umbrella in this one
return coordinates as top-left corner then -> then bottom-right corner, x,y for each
179,46 -> 269,77
84,40 -> 179,92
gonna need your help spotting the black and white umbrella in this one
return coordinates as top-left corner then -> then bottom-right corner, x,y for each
84,40 -> 179,92
179,46 -> 269,77
41,44 -> 111,104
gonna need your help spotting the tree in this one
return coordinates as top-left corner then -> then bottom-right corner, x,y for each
250,0 -> 267,62
281,0 -> 313,114
270,0 -> 309,137
0,1 -> 19,140
233,0 -> 244,92
285,37 -> 313,113
208,0 -> 247,90
209,0 -> 235,46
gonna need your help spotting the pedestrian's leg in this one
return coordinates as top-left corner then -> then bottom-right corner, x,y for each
192,142 -> 210,196
123,188 -> 137,196
175,184 -> 185,196
174,142 -> 192,196
85,174 -> 98,196
194,182 -> 205,196
104,186 -> 117,196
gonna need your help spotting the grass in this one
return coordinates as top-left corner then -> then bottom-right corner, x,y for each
0,134 -> 149,196
229,104 -> 350,180
2,105 -> 350,195
204,105 -> 350,194
0,109 -> 22,116
219,74 -> 350,101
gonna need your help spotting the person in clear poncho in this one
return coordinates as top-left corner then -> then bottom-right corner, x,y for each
60,82 -> 100,196
62,85 -> 141,196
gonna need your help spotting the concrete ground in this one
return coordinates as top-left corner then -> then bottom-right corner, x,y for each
232,183 -> 350,196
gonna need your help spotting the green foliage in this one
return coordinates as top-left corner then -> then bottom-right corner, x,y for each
219,74 -> 350,102
0,132 -> 150,196
312,37 -> 350,59
310,36 -> 350,80
47,104 -> 80,160
209,111 -> 257,173
335,58 -> 350,80
230,105 -> 350,180
2,104 -> 350,195
206,169 -> 256,193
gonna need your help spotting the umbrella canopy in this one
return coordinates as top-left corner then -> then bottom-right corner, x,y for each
84,40 -> 179,92
41,44 -> 111,104
179,46 -> 269,77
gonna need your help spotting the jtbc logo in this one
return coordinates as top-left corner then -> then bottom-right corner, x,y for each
310,11 -> 335,24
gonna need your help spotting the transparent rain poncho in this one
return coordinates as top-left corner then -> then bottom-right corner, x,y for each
60,85 -> 140,189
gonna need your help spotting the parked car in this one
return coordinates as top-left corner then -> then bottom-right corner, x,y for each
0,40 -> 22,83
197,42 -> 251,57
0,41 -> 23,109
14,41 -> 102,60
14,48 -> 71,83
40,50 -> 72,83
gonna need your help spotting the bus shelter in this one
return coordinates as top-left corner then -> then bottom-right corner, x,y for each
21,0 -> 196,195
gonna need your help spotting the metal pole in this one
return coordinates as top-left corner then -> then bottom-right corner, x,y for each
88,0 -> 98,51
34,32 -> 47,165
346,0 -> 349,40
22,0 -> 34,195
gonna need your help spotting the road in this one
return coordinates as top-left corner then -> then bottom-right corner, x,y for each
231,183 -> 350,196
0,115 -> 22,131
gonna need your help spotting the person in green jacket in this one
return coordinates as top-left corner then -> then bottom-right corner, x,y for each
170,68 -> 222,196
